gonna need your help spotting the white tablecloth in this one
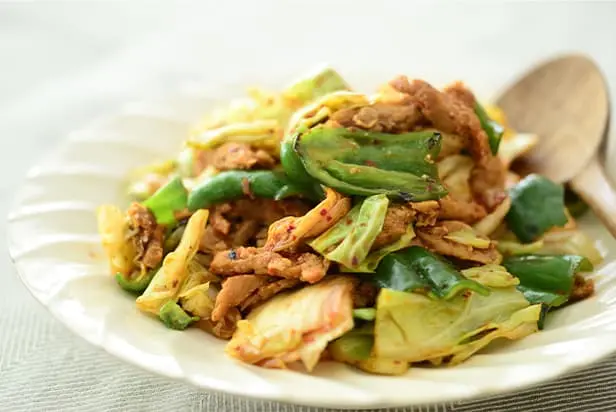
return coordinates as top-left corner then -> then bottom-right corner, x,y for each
3,2 -> 616,411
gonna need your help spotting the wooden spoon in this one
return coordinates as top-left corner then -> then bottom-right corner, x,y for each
496,54 -> 616,237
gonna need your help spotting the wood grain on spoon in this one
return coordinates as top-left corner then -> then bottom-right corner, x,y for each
496,54 -> 616,237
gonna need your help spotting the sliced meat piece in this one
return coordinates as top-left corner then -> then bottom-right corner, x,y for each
389,76 -> 492,167
196,307 -> 241,340
570,274 -> 594,302
200,225 -> 233,253
352,281 -> 379,308
444,81 -> 476,108
469,155 -> 507,211
210,247 -> 330,283
410,200 -> 440,227
199,199 -> 311,253
230,220 -> 261,246
210,142 -> 276,171
127,202 -> 164,270
327,102 -> 424,133
371,201 -> 440,250
372,204 -> 415,250
210,205 -> 232,235
240,278 -> 301,311
416,220 -> 502,265
438,196 -> 487,224
212,275 -> 270,321
229,198 -> 311,226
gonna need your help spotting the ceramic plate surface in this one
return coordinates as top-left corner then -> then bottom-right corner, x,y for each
7,74 -> 616,409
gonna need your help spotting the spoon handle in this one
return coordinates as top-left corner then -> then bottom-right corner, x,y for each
570,156 -> 616,238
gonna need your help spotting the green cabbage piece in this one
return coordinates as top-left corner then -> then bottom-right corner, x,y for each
310,194 -> 389,268
343,223 -> 416,273
136,209 -> 209,315
329,326 -> 409,375
374,288 -> 539,363
461,264 -> 520,288
309,204 -> 361,253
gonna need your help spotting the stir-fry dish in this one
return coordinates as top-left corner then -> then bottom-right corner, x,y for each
97,67 -> 602,375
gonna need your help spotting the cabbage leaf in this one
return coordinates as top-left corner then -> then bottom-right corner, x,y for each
374,287 -> 538,363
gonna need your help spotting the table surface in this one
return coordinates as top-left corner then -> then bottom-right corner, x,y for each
3,2 -> 616,411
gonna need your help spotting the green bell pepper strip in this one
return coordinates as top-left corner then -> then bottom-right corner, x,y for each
506,174 -> 568,243
143,176 -> 188,226
475,101 -> 505,155
280,133 -> 324,200
187,170 -> 306,211
374,246 -> 490,299
115,268 -> 158,294
296,128 -> 448,201
502,254 -> 593,307
159,300 -> 199,330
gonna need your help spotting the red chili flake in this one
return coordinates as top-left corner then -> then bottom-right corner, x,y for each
291,235 -> 297,240
346,218 -> 353,224
172,279 -> 179,287
326,215 -> 332,221
364,160 -> 377,167
286,224 -> 296,233
319,208 -> 328,216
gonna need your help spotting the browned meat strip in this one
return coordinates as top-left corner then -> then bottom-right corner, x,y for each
239,278 -> 300,311
127,202 -> 164,270
411,200 -> 440,227
211,275 -> 270,321
570,274 -> 595,302
370,201 -> 439,250
372,204 -> 416,250
444,81 -> 476,108
195,142 -> 276,172
438,196 -> 487,224
196,307 -> 241,340
469,156 -> 507,211
352,281 -> 379,308
210,246 -> 330,283
416,220 -> 502,264
199,199 -> 311,253
389,76 -> 492,167
327,102 -> 424,133
211,274 -> 300,322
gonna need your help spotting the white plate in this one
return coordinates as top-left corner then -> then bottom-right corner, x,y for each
7,76 -> 616,409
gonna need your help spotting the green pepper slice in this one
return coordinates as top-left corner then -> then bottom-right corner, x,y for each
296,128 -> 447,201
506,174 -> 568,243
475,101 -> 505,155
143,176 -> 188,226
374,246 -> 490,299
187,170 -> 306,210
